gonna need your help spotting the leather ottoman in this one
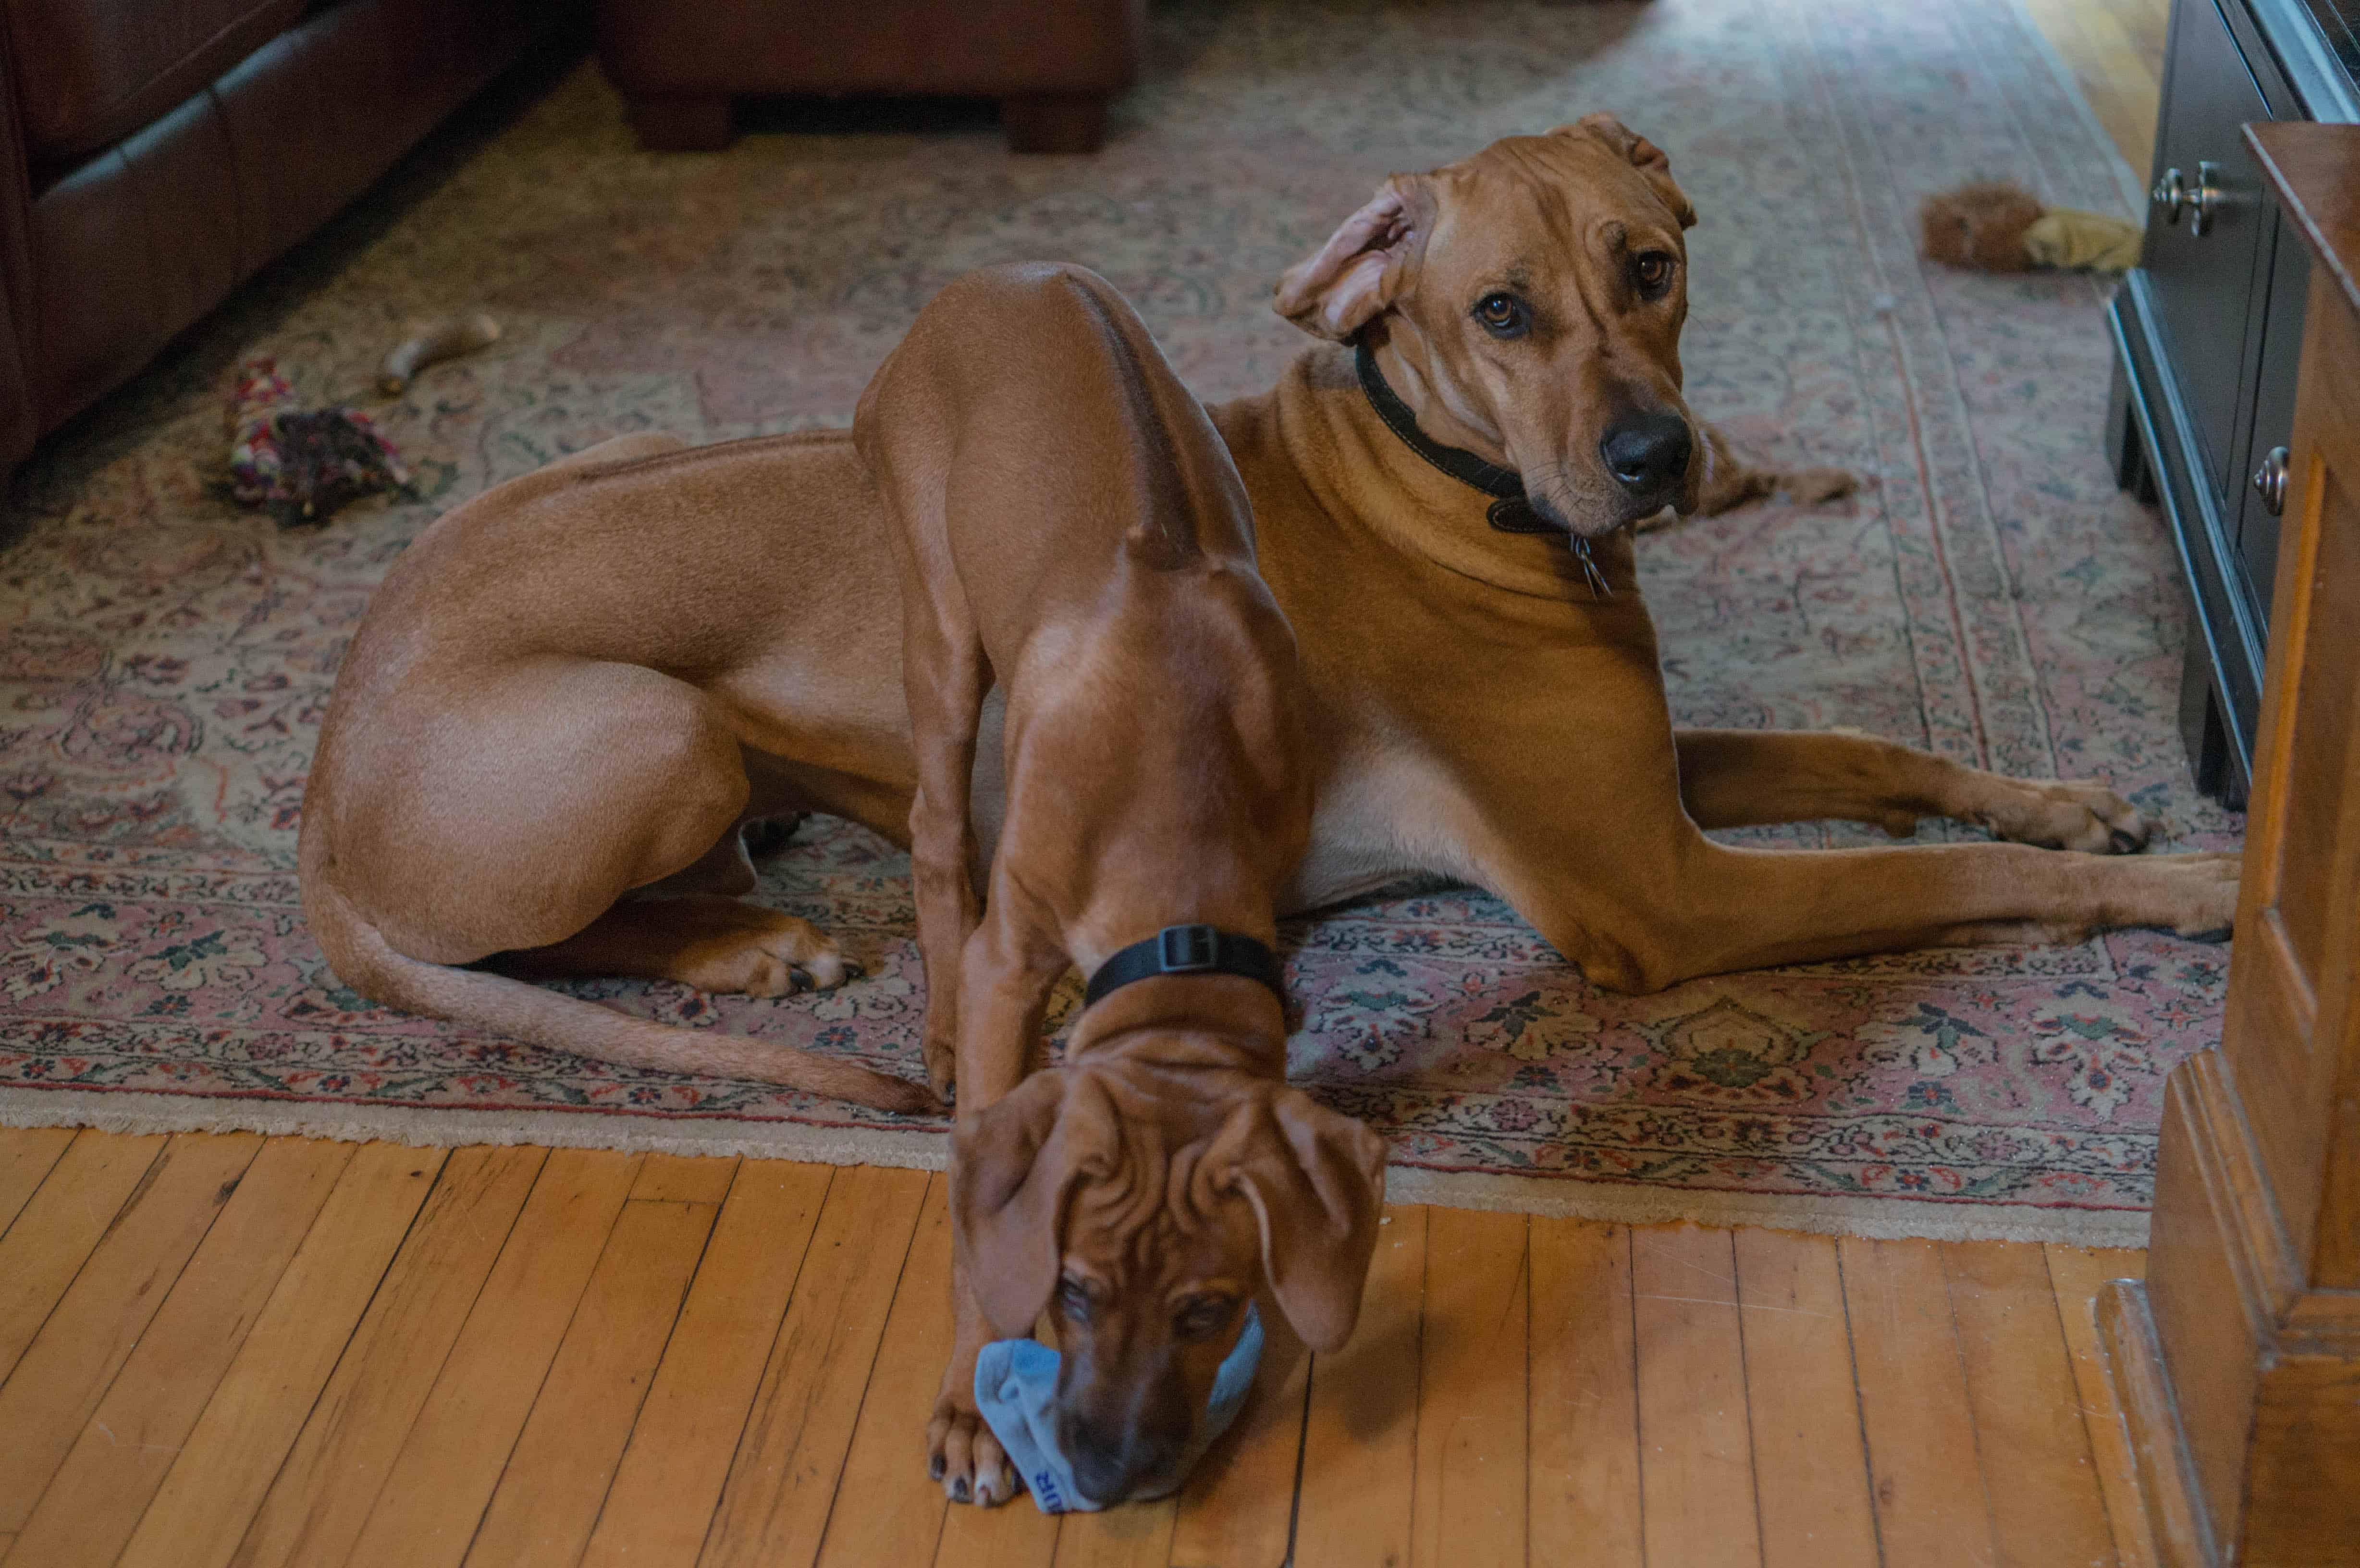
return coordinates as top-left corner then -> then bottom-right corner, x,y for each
596,0 -> 1145,154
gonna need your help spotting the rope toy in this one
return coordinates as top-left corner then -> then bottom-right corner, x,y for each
225,357 -> 411,527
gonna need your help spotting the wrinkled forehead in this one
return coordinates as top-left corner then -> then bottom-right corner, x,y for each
1425,135 -> 1683,270
1064,1175 -> 1257,1282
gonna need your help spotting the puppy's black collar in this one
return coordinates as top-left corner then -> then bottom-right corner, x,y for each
1352,337 -> 1610,597
1083,925 -> 1284,1012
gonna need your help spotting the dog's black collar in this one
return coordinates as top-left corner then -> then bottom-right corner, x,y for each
1083,924 -> 1284,1012
1352,337 -> 1610,597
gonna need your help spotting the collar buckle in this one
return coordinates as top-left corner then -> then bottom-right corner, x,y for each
1157,924 -> 1220,973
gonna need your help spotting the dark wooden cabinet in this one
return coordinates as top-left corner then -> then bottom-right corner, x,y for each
2109,0 -> 2357,806
2102,122 -> 2360,1568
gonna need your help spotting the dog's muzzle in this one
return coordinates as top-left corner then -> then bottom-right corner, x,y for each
1599,410 -> 1693,505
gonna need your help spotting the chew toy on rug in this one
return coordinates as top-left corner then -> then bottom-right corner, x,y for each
974,1304 -> 1265,1513
225,357 -> 410,527
1918,180 -> 2142,273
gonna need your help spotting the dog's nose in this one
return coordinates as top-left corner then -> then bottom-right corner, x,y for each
1065,1419 -> 1184,1506
1599,411 -> 1693,498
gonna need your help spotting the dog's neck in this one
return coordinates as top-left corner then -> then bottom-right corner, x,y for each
1252,344 -> 1638,604
1067,974 -> 1289,1083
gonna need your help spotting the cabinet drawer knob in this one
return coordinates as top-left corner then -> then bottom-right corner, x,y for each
2253,445 -> 2290,516
2189,160 -> 2222,236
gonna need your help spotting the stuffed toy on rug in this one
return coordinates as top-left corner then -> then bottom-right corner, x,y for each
1919,180 -> 2142,273
225,357 -> 411,527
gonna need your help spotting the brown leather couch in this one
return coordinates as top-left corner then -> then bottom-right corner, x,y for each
0,0 -> 566,488
597,0 -> 1145,155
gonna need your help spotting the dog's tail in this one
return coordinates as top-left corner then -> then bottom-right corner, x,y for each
299,833 -> 941,1116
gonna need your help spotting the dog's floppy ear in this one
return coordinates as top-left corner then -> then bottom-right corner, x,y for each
1272,176 -> 1433,342
951,1068 -> 1098,1340
1202,1089 -> 1388,1352
1561,113 -> 1695,231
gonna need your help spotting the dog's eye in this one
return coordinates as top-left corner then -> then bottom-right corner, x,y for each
1472,292 -> 1529,339
1057,1276 -> 1096,1324
1173,1296 -> 1238,1342
1633,251 -> 1676,300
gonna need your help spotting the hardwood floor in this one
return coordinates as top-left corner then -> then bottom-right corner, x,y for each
2023,0 -> 2171,175
0,1127 -> 2161,1567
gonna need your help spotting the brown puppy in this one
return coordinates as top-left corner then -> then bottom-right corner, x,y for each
298,119 -> 2237,1407
855,263 -> 1386,1509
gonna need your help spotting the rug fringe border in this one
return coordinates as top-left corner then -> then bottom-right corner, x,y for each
0,1088 -> 2149,1248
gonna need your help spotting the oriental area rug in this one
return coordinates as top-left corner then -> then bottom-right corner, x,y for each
0,0 -> 2237,1244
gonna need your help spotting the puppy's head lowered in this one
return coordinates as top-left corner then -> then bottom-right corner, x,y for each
952,1060 -> 1385,1503
1273,114 -> 1702,534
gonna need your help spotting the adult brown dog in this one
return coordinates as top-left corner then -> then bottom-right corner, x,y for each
856,262 -> 1385,1508
298,114 -> 2239,1487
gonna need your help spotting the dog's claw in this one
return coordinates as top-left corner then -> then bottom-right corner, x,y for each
949,1478 -> 971,1504
929,1454 -> 946,1482
843,958 -> 867,980
2111,829 -> 2141,855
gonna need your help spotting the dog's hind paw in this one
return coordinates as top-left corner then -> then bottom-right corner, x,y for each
644,899 -> 857,996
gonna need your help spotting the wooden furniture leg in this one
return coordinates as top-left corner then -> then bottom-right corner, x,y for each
626,95 -> 735,152
2098,123 -> 2360,1568
1002,92 -> 1108,153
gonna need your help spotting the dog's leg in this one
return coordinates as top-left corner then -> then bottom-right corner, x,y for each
1501,830 -> 2236,993
1668,421 -> 1856,523
1674,728 -> 2153,853
903,609 -> 994,1103
929,894 -> 1067,1507
494,894 -> 853,993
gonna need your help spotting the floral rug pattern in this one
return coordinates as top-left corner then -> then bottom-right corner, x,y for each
0,0 -> 2237,1240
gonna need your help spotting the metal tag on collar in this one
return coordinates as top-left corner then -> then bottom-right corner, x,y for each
1485,497 -> 1610,600
1156,924 -> 1220,974
1571,537 -> 1610,599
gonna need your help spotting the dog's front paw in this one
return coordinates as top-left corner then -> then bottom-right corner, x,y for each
2151,851 -> 2240,939
928,1389 -> 1019,1507
923,1038 -> 957,1106
1982,779 -> 2152,855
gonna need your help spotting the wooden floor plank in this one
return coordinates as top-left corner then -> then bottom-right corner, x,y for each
1733,1229 -> 1881,1568
699,1163 -> 931,1568
1167,1294 -> 1310,1568
580,1161 -> 835,1568
0,1127 -> 76,1239
1528,1218 -> 1642,1568
812,1174 -> 954,1568
1292,1205 -> 1426,1568
931,1489 -> 1063,1568
1055,1497 -> 1179,1568
2021,0 -> 2159,174
2098,0 -> 2167,64
0,1131 -> 263,1532
628,1152 -> 743,1205
0,1131 -> 165,1383
209,1144 -> 550,1568
2046,1245 -> 2162,1568
462,1176 -> 722,1568
1947,1240 -> 2118,1568
1842,1237 -> 2000,1568
343,1148 -> 644,1568
2,1138 -> 353,1568
112,1143 -> 446,1568
1633,1224 -> 1763,1568
1412,1207 -> 1527,1568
